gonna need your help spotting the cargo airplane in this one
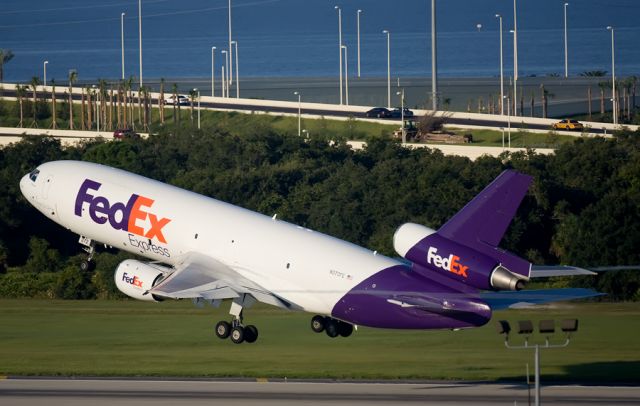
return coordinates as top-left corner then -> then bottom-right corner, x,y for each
20,161 -> 602,344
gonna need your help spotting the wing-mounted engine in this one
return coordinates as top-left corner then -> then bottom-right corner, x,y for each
393,223 -> 527,291
114,260 -> 171,302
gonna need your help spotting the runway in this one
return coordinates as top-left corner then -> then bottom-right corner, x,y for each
1,379 -> 639,406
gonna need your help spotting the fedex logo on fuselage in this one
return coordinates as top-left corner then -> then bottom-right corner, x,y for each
427,247 -> 469,278
75,179 -> 171,243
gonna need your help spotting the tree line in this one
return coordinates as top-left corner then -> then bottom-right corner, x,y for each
0,116 -> 639,300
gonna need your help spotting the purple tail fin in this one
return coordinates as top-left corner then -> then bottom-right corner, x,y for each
437,170 -> 533,278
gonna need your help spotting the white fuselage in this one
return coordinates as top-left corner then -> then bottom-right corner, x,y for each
20,160 -> 401,314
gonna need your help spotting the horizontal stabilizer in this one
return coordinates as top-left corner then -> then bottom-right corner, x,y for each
530,265 -> 640,278
480,288 -> 603,310
530,265 -> 597,278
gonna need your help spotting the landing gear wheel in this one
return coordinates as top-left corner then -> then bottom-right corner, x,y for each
80,260 -> 94,272
230,326 -> 245,344
311,315 -> 326,333
325,319 -> 339,338
338,322 -> 353,337
215,321 -> 231,339
244,325 -> 259,343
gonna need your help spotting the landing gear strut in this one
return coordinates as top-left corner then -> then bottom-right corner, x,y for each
311,315 -> 353,338
214,294 -> 259,344
79,235 -> 96,272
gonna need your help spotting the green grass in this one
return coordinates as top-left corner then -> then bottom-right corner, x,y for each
0,299 -> 638,382
448,128 -> 578,148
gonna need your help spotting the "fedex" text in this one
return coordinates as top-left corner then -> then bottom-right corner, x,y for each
427,247 -> 469,278
75,179 -> 171,243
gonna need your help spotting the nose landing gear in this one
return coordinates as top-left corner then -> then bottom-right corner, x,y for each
311,315 -> 354,338
79,235 -> 96,272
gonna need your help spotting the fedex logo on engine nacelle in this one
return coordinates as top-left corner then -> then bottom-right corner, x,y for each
75,179 -> 171,243
122,272 -> 143,288
427,247 -> 469,278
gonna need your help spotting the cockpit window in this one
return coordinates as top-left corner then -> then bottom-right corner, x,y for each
29,169 -> 40,182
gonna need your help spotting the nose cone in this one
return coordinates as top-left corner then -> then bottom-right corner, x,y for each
19,173 -> 32,200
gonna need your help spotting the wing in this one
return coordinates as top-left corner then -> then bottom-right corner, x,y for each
149,252 -> 291,310
480,288 -> 604,310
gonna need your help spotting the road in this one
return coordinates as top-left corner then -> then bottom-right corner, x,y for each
0,87 -> 610,135
1,379 -> 639,406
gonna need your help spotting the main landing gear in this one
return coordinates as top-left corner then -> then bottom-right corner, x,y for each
214,294 -> 259,344
311,315 -> 354,338
78,235 -> 96,272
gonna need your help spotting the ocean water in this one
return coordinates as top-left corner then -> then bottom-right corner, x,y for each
1,0 -> 639,82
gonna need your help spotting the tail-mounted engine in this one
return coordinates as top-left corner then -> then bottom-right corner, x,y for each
393,223 -> 527,291
114,260 -> 170,302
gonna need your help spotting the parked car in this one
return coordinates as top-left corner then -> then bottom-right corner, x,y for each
552,119 -> 584,131
389,107 -> 414,118
113,128 -> 140,139
365,107 -> 391,118
165,94 -> 190,106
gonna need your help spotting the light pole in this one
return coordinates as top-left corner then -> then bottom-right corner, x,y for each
222,50 -> 229,98
121,12 -> 126,80
431,0 -> 438,111
607,26 -> 617,125
138,0 -> 142,87
497,319 -> 579,406
496,14 -> 504,115
211,46 -> 216,97
342,45 -> 349,105
397,89 -> 405,144
294,91 -> 301,137
43,61 -> 48,86
335,6 -> 343,105
232,40 -> 239,98
228,0 -> 233,86
512,0 -> 518,117
357,9 -> 362,78
194,88 -> 201,129
564,3 -> 569,78
383,30 -> 390,108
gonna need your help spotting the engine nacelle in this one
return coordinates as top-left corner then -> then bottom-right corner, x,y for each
393,223 -> 526,291
114,260 -> 169,302
393,223 -> 437,258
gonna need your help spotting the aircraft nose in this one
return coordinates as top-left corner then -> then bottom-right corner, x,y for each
19,174 -> 30,198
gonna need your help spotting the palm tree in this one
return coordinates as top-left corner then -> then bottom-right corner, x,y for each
68,70 -> 78,129
87,87 -> 94,129
597,81 -> 608,115
50,79 -> 57,129
117,81 -> 123,128
122,80 -> 128,128
109,88 -> 115,131
587,86 -> 592,121
98,79 -> 108,131
80,87 -> 86,130
29,76 -> 41,127
16,85 -> 27,127
189,88 -> 197,124
172,83 -> 179,124
159,78 -> 165,124
126,76 -> 135,129
0,49 -> 14,82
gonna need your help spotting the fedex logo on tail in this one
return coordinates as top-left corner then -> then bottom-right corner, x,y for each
75,179 -> 171,243
427,247 -> 469,278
